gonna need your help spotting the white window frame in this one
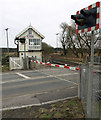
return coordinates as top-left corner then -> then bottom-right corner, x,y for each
28,39 -> 41,50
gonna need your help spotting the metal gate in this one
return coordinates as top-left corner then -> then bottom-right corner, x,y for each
9,57 -> 23,70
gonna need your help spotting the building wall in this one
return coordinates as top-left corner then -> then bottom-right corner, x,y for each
19,51 -> 42,62
18,28 -> 43,61
19,30 -> 42,52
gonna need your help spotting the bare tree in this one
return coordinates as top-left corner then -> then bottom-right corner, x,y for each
60,22 -> 82,57
60,22 -> 69,55
60,22 -> 100,57
78,30 -> 100,57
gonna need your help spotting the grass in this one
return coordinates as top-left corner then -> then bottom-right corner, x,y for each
2,52 -> 17,72
2,63 -> 9,72
2,97 -> 85,119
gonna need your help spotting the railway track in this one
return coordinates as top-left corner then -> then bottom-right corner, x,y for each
51,59 -> 80,67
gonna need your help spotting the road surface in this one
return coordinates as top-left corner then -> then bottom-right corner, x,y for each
2,68 -> 79,110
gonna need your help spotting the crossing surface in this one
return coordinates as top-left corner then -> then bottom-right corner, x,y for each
2,68 -> 79,110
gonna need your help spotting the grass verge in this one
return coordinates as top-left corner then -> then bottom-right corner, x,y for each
2,97 -> 85,119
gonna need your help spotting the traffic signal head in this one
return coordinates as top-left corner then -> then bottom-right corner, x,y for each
19,38 -> 25,43
71,14 -> 85,26
15,37 -> 25,43
71,2 -> 100,34
15,37 -> 19,40
71,7 -> 97,30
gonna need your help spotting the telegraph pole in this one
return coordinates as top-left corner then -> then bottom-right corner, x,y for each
5,28 -> 9,56
56,33 -> 59,51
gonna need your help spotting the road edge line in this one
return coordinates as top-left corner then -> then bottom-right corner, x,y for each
1,96 -> 77,111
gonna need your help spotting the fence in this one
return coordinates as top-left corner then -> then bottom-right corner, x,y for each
9,57 -> 23,70
9,56 -> 41,70
84,56 -> 101,63
79,63 -> 101,118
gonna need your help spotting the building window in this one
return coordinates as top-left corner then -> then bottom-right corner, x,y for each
28,28 -> 32,34
29,39 -> 40,45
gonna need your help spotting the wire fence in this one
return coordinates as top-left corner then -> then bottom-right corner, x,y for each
79,63 -> 101,118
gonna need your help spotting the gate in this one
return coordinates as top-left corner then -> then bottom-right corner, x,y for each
9,57 -> 23,70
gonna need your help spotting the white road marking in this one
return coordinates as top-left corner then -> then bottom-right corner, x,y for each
42,72 -> 78,85
1,73 -> 78,84
1,96 -> 77,111
3,79 -> 63,90
41,96 -> 77,105
16,73 -> 30,79
1,70 -> 37,75
2,76 -> 46,84
2,69 -> 78,111
54,76 -> 78,85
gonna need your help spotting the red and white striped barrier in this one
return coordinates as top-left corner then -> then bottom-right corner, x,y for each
31,60 -> 79,71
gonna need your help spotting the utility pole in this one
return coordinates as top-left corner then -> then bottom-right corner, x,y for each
56,33 -> 59,51
5,28 -> 9,56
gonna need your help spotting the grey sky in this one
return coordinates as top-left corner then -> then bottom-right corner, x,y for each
0,0 -> 98,48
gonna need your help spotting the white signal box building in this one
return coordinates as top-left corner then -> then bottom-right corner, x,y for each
15,25 -> 45,61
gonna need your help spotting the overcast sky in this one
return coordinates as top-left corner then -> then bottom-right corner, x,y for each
0,0 -> 98,48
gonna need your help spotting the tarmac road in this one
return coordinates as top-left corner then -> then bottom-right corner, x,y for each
1,68 -> 79,110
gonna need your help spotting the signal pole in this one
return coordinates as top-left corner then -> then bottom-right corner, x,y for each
91,31 -> 94,64
5,28 -> 9,56
24,41 -> 27,69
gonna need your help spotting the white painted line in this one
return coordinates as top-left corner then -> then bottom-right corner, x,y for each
42,72 -> 78,85
55,77 -> 78,85
1,96 -> 77,111
1,103 -> 41,111
1,76 -> 46,84
16,73 -> 30,79
1,73 -> 78,84
41,96 -> 77,105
